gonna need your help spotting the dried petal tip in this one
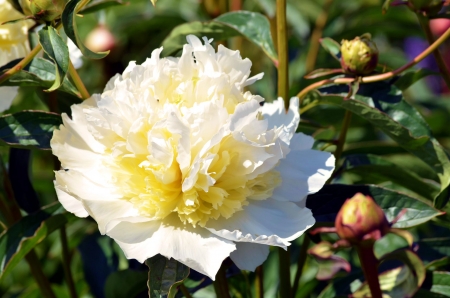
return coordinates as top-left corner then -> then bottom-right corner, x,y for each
340,33 -> 378,76
335,193 -> 389,244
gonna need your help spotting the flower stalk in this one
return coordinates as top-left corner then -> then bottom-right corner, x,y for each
356,244 -> 383,298
0,43 -> 42,85
297,26 -> 450,100
68,61 -> 90,99
255,265 -> 264,298
331,110 -> 352,173
292,236 -> 311,297
277,0 -> 289,111
213,263 -> 231,298
416,14 -> 450,90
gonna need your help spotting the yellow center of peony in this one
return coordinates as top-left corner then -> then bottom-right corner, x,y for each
114,126 -> 281,227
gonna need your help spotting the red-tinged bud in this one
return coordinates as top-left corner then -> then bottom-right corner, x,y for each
335,193 -> 390,244
408,0 -> 443,15
28,0 -> 67,22
85,25 -> 116,53
340,33 -> 378,76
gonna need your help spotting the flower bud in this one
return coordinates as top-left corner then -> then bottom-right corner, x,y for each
340,34 -> 379,76
408,0 -> 443,15
28,0 -> 66,22
85,25 -> 116,53
335,193 -> 389,244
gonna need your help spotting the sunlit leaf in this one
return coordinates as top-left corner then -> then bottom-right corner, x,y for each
319,37 -> 341,62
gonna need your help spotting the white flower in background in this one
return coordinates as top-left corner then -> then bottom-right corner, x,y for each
51,35 -> 335,279
0,0 -> 33,112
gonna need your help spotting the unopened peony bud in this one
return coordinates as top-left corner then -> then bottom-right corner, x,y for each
85,25 -> 116,53
335,193 -> 389,244
28,0 -> 66,22
408,0 -> 443,15
340,34 -> 378,76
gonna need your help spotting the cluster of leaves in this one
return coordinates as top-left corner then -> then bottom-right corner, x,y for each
3,0 -> 450,297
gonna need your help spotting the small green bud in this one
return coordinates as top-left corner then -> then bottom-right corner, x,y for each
28,0 -> 67,22
408,0 -> 443,15
335,193 -> 390,244
340,33 -> 379,76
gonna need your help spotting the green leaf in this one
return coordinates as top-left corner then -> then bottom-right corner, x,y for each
318,271 -> 363,298
417,238 -> 450,265
145,254 -> 190,298
319,37 -> 341,62
312,81 -> 450,208
308,241 -> 351,280
304,68 -> 343,79
419,272 -> 450,297
394,69 -> 439,90
0,111 -> 62,150
161,11 -> 277,63
62,0 -> 109,59
104,270 -> 148,298
0,203 -> 76,280
80,0 -> 125,14
38,26 -> 70,92
307,184 -> 444,228
1,58 -> 80,96
374,233 -> 410,259
339,154 -> 439,201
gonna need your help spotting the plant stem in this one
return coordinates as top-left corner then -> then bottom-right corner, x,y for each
0,44 -> 42,84
68,61 -> 90,99
356,244 -> 383,298
297,26 -> 450,100
213,263 -> 231,298
305,0 -> 334,73
179,283 -> 193,298
255,265 -> 264,298
333,110 -> 352,168
60,226 -> 78,298
417,14 -> 450,90
277,0 -> 289,110
278,247 -> 291,298
291,236 -> 310,297
25,251 -> 57,298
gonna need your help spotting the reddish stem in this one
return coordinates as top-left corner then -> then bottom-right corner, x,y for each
356,244 -> 383,298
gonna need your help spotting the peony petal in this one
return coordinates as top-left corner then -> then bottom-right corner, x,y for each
230,242 -> 269,271
272,133 -> 335,202
206,199 -> 315,247
107,214 -> 236,279
54,181 -> 89,217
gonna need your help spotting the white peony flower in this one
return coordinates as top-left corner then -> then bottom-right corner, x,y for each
51,35 -> 335,279
0,0 -> 33,112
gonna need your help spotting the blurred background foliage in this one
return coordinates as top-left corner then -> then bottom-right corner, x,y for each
3,0 -> 450,297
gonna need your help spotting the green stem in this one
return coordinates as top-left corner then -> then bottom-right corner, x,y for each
0,44 -> 42,85
333,110 -> 352,169
26,251 -> 57,298
356,244 -> 382,298
68,61 -> 90,99
213,263 -> 231,298
417,14 -> 450,90
297,26 -> 450,100
291,236 -> 310,297
305,0 -> 334,73
60,227 -> 78,298
277,0 -> 289,110
255,265 -> 264,298
179,283 -> 193,298
278,247 -> 291,298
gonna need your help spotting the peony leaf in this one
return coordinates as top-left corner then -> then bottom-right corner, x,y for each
104,270 -> 148,298
394,69 -> 439,91
0,111 -> 62,150
309,81 -> 450,209
80,0 -> 125,14
308,241 -> 351,280
304,68 -> 343,79
307,184 -> 444,228
62,0 -> 109,59
374,233 -> 411,260
338,154 -> 440,201
0,58 -> 80,96
317,271 -> 364,298
418,272 -> 450,297
38,26 -> 69,92
417,238 -> 450,265
0,203 -> 76,280
161,11 -> 277,63
319,37 -> 341,62
145,254 -> 190,298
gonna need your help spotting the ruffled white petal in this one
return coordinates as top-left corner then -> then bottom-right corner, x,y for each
54,181 -> 89,217
230,242 -> 270,271
206,199 -> 315,247
272,133 -> 335,202
107,214 -> 236,279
